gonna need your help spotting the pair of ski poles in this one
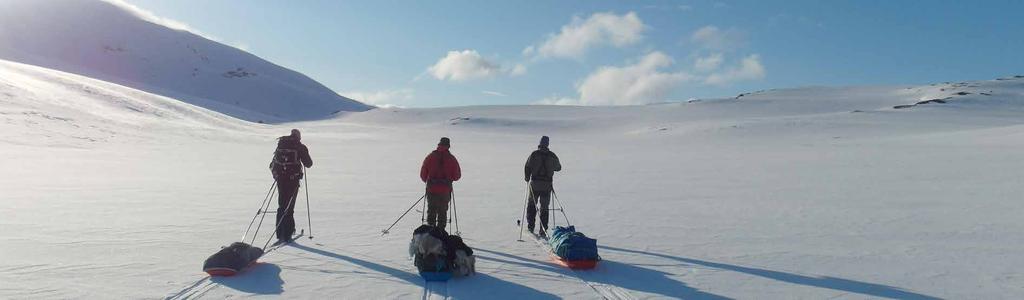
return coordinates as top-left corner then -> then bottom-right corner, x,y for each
518,181 -> 571,241
241,167 -> 314,246
381,188 -> 461,236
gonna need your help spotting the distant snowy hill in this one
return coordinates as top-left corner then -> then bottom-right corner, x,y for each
0,0 -> 371,123
0,59 -> 262,148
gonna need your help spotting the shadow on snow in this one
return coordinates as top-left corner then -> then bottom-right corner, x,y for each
289,242 -> 557,298
287,242 -> 422,285
600,245 -> 941,300
476,247 -> 730,299
448,272 -> 561,299
210,263 -> 284,295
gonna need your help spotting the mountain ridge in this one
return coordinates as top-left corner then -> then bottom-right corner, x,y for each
0,0 -> 372,123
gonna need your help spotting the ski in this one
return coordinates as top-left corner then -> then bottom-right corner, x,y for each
265,229 -> 305,254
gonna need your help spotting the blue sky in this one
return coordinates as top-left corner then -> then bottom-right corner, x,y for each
124,0 -> 1024,107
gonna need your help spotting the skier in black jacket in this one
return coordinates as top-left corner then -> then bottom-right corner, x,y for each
271,129 -> 313,242
524,136 -> 561,237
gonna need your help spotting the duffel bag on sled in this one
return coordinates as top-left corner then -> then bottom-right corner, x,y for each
410,225 -> 475,281
548,226 -> 600,269
202,242 -> 264,276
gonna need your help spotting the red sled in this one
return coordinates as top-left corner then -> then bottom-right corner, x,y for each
204,260 -> 259,277
204,267 -> 239,277
557,258 -> 598,270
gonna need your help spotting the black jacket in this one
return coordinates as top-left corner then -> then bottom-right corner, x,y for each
525,148 -> 561,183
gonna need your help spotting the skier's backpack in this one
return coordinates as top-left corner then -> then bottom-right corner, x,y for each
426,151 -> 452,188
549,226 -> 599,261
270,148 -> 302,180
529,150 -> 555,182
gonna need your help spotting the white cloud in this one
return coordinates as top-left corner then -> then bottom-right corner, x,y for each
576,52 -> 694,105
705,54 -> 765,85
341,89 -> 413,108
508,63 -> 527,76
534,96 -> 580,106
427,50 -> 501,81
522,46 -> 536,56
553,52 -> 766,106
482,91 -> 508,97
690,25 -> 745,51
427,50 -> 527,81
694,53 -> 724,72
528,12 -> 646,59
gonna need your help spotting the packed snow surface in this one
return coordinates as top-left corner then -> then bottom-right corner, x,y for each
2,58 -> 1024,299
0,0 -> 371,123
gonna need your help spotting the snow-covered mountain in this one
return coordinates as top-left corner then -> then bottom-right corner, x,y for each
0,59 -> 264,148
0,0 -> 371,123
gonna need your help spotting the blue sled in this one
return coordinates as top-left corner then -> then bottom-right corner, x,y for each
419,271 -> 453,281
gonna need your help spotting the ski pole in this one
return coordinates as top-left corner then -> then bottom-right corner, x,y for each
249,182 -> 279,245
382,194 -> 427,236
242,181 -> 277,242
421,183 -> 429,224
421,191 -> 428,224
263,187 -> 300,249
552,189 -> 571,226
451,191 -> 460,236
549,190 -> 559,229
518,182 -> 532,241
303,166 -> 313,239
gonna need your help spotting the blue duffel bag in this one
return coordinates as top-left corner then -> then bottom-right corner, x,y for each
548,226 -> 599,261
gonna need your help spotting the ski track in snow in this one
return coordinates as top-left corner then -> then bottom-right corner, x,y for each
164,278 -> 215,300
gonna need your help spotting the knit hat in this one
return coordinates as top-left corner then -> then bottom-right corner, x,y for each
291,129 -> 301,140
539,136 -> 550,148
439,137 -> 451,147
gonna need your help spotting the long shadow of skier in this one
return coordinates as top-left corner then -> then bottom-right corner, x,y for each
474,248 -> 578,281
289,243 -> 559,298
448,272 -> 561,299
600,245 -> 942,300
476,247 -> 730,299
287,242 -> 422,285
210,263 -> 284,295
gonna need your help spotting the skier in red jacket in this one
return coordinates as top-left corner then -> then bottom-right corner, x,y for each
420,137 -> 462,230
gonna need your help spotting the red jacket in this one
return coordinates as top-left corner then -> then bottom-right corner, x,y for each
420,146 -> 461,194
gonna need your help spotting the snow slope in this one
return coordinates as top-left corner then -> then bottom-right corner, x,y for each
0,0 -> 371,123
2,58 -> 1024,299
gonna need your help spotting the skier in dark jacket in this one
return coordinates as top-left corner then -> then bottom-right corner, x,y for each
420,137 -> 462,231
525,136 -> 561,237
271,129 -> 313,242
